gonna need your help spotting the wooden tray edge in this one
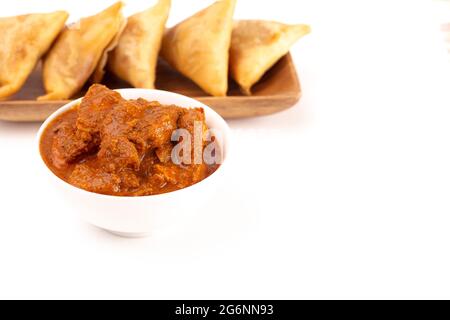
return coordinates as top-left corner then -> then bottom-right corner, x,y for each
0,53 -> 302,122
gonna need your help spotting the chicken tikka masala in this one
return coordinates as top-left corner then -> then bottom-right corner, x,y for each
40,84 -> 220,196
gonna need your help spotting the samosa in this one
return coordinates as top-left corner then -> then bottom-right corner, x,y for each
230,20 -> 310,95
161,0 -> 236,97
0,11 -> 69,99
39,2 -> 126,101
109,0 -> 171,89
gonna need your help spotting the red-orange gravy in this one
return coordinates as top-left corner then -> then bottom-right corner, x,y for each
40,84 -> 220,196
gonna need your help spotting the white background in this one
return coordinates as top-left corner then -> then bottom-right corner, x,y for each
1,0 -> 450,299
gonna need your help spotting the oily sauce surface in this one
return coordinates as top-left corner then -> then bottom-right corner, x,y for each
40,84 -> 219,196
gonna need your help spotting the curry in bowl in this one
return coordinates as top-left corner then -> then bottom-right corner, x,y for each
39,84 -> 221,196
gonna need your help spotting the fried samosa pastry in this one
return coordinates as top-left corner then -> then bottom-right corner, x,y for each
0,11 -> 69,99
38,2 -> 125,101
161,0 -> 236,97
109,0 -> 171,89
230,20 -> 310,95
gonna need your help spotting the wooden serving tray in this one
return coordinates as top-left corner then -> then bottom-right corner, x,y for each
0,53 -> 301,122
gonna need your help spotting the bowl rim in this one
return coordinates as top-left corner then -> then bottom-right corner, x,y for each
36,88 -> 231,202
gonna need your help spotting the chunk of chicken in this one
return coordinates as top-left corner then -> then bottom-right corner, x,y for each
51,121 -> 96,168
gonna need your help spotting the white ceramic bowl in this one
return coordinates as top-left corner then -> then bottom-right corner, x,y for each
36,89 -> 231,238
